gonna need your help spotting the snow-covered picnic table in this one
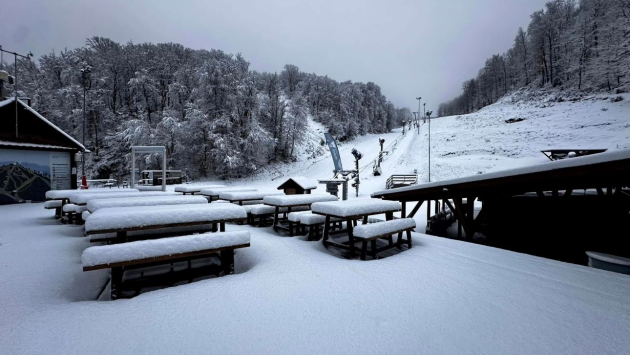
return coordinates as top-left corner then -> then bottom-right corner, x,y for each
70,191 -> 177,205
45,188 -> 140,200
200,187 -> 258,201
174,184 -> 226,195
87,195 -> 208,213
263,194 -> 339,233
85,204 -> 248,243
218,190 -> 284,205
311,198 -> 401,256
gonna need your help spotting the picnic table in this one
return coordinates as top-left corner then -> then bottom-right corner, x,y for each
311,199 -> 401,257
200,187 -> 258,201
263,194 -> 339,233
174,184 -> 226,195
85,203 -> 248,244
218,190 -> 284,205
541,149 -> 607,161
86,195 -> 208,213
46,188 -> 140,201
69,191 -> 177,205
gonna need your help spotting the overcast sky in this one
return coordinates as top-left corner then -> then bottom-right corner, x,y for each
2,0 -> 549,110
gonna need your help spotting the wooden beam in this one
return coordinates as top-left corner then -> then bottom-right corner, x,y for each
407,200 -> 424,218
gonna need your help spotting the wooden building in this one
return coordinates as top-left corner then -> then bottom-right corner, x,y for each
277,177 -> 317,195
0,98 -> 86,204
372,150 -> 630,265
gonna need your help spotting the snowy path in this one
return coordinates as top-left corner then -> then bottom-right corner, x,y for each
1,203 -> 629,354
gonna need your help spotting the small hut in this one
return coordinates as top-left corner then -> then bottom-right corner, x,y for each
277,177 -> 317,195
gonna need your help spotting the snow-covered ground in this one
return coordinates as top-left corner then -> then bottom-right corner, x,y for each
1,93 -> 629,354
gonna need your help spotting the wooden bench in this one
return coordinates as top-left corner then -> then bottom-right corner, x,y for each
289,212 -> 345,239
85,204 -> 248,244
353,218 -> 416,260
200,187 -> 257,202
62,204 -> 87,224
44,200 -> 63,219
82,231 -> 250,299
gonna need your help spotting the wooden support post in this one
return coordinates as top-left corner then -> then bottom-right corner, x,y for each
220,222 -> 225,232
407,200 -> 424,218
220,250 -> 235,275
347,218 -> 355,257
426,200 -> 431,221
401,202 -> 406,219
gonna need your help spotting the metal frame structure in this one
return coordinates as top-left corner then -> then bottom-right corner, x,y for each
131,146 -> 166,192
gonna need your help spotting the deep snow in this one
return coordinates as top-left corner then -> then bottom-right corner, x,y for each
1,93 -> 629,354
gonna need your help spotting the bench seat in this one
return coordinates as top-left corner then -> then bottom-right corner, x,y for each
44,200 -> 62,209
353,218 -> 416,260
82,231 -> 250,299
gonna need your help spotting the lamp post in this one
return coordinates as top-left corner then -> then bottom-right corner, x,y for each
426,110 -> 433,182
0,46 -> 33,138
416,97 -> 421,134
80,64 -> 92,188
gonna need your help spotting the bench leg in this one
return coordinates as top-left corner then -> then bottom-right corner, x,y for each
322,216 -> 331,244
220,250 -> 235,275
347,218 -> 356,257
387,235 -> 393,246
406,230 -> 412,248
361,241 -> 368,260
111,266 -> 123,300
308,225 -> 314,240
55,207 -> 61,219
220,222 -> 225,232
370,239 -> 378,259
397,231 -> 404,247
212,223 -> 218,232
289,221 -> 294,236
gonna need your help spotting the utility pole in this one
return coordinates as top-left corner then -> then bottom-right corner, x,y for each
0,46 -> 33,139
426,110 -> 433,182
80,64 -> 92,188
416,97 -> 421,134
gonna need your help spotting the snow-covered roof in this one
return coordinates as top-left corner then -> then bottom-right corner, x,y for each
372,149 -> 630,197
0,141 -> 77,150
0,98 -> 87,151
277,176 -> 318,190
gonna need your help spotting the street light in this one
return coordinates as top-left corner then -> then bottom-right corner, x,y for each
80,63 -> 92,188
0,45 -> 33,138
426,110 -> 433,182
416,97 -> 421,134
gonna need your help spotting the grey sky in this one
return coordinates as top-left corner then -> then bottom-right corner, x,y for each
2,0 -> 548,111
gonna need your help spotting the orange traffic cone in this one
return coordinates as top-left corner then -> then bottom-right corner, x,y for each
81,175 -> 88,189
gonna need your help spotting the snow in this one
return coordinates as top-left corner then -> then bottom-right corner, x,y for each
1,96 -> 630,354
70,191 -> 177,205
44,200 -> 62,208
62,204 -> 87,213
174,184 -> 226,193
82,231 -> 250,267
373,149 -> 630,197
87,195 -> 208,212
2,202 -> 630,354
263,194 -> 338,206
586,251 -> 630,266
199,187 -> 258,196
298,212 -> 342,225
353,218 -> 416,239
219,190 -> 284,201
82,211 -> 91,221
46,188 -> 140,200
0,140 -> 76,150
311,198 -> 401,217
85,204 -> 247,233
250,205 -> 309,215
278,176 -> 318,190
287,211 -> 311,222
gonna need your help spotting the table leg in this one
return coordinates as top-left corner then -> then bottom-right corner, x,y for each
323,215 -> 331,244
273,206 -> 280,230
385,212 -> 393,221
220,222 -> 225,232
347,218 -> 355,257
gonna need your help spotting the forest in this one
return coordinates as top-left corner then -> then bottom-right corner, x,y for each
438,0 -> 630,117
2,39 -> 410,179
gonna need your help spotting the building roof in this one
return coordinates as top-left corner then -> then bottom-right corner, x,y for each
0,98 -> 86,151
372,149 -> 630,201
277,177 -> 318,190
